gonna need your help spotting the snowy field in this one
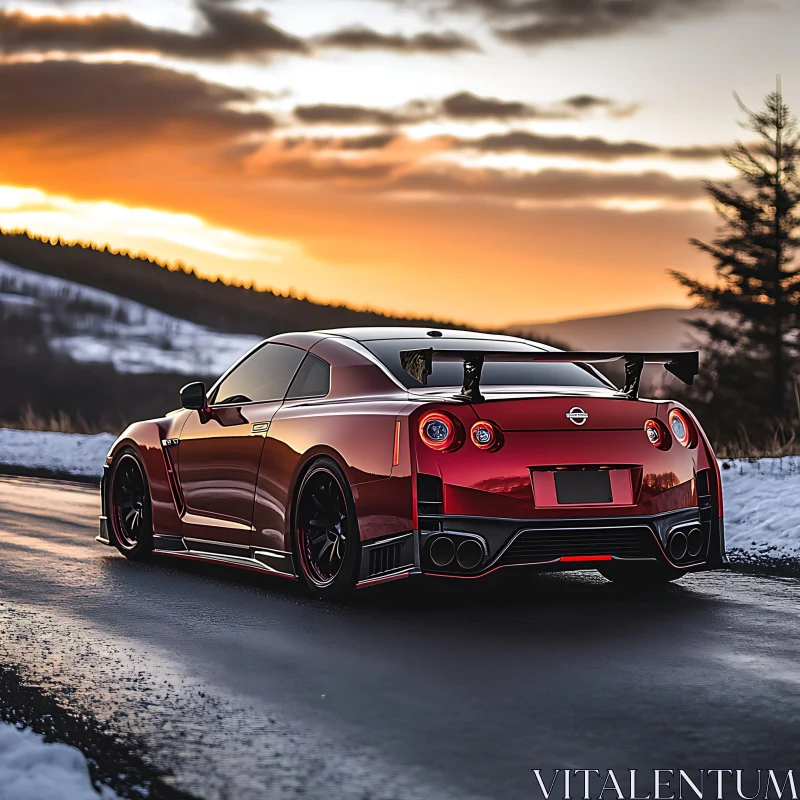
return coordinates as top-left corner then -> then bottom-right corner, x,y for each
0,428 -> 115,479
720,457 -> 800,558
1,428 -> 799,559
0,260 -> 260,375
0,723 -> 119,800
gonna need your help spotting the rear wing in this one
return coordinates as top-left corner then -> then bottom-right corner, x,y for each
398,348 -> 699,402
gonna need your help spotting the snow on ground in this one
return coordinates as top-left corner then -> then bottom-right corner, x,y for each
0,260 -> 260,375
0,428 -> 115,479
720,457 -> 800,558
1,428 -> 799,558
0,723 -> 120,800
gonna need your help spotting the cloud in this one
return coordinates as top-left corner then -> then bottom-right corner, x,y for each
253,145 -> 705,205
282,133 -> 400,151
293,103 -> 419,126
563,94 -> 640,117
456,130 -> 721,160
493,0 -> 730,45
441,90 -> 633,119
294,90 -> 634,126
0,3 -> 307,60
0,7 -> 479,60
441,91 -> 535,119
315,25 -> 478,52
390,165 -> 705,202
0,59 -> 274,147
397,0 -> 732,46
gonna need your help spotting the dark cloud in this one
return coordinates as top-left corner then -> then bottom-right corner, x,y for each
315,26 -> 478,52
442,91 -> 534,119
0,59 -> 274,146
0,6 -> 478,60
496,0 -> 728,46
457,130 -> 721,160
390,166 -> 705,203
283,133 -> 400,151
397,0 -> 731,46
293,103 -> 424,126
256,151 -> 703,204
563,94 -> 639,117
294,91 -> 634,126
0,4 -> 307,60
441,90 -> 632,119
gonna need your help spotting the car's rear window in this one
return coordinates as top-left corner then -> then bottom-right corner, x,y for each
363,339 -> 609,390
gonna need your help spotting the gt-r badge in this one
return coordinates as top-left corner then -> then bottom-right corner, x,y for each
566,407 -> 589,426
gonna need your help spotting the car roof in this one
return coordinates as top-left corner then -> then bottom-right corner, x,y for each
318,326 -> 550,348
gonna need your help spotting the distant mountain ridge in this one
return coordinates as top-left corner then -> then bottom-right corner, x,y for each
509,307 -> 719,352
0,231 -> 469,338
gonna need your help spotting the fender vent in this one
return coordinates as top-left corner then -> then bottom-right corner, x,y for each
369,541 -> 404,576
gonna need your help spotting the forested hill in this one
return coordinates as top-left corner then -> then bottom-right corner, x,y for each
0,231 -> 465,336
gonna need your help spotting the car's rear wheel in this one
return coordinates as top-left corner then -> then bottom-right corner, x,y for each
597,562 -> 688,586
294,458 -> 360,600
109,447 -> 153,561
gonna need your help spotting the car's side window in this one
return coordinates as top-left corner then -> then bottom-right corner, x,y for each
211,343 -> 305,405
286,354 -> 331,400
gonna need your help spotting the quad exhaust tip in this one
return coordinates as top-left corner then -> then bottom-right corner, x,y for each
429,536 -> 455,567
456,539 -> 484,570
686,527 -> 703,558
668,531 -> 688,561
428,535 -> 485,570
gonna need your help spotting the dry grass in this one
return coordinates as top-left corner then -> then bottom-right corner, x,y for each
715,421 -> 800,459
4,404 -> 106,435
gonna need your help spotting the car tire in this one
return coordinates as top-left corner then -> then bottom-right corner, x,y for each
597,562 -> 688,586
108,447 -> 154,561
293,457 -> 361,601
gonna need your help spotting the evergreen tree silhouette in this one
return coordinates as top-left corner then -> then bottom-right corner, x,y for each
672,85 -> 800,440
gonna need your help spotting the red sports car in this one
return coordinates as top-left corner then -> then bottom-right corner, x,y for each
97,327 -> 727,599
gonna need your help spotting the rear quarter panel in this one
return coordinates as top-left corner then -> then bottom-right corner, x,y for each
252,398 -> 416,551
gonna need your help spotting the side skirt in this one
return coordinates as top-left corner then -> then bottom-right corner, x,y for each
151,535 -> 297,579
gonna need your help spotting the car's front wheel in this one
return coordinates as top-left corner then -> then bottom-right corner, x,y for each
597,562 -> 688,586
108,447 -> 153,561
294,458 -> 360,600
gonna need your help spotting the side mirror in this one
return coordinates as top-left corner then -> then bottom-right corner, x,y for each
180,382 -> 207,411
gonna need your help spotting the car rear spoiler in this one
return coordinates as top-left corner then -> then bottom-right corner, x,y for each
398,348 -> 699,402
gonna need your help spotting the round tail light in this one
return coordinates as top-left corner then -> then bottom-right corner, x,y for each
668,409 -> 696,448
470,420 -> 503,451
644,419 -> 671,450
419,411 -> 458,451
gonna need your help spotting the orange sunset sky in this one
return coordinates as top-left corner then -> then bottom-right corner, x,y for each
0,0 -> 798,327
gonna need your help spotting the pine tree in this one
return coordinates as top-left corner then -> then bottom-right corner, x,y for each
672,86 -> 800,439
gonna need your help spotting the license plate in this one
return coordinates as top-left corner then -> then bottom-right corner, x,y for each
554,470 -> 613,504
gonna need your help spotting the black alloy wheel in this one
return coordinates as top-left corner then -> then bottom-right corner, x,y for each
295,458 -> 360,599
110,449 -> 153,560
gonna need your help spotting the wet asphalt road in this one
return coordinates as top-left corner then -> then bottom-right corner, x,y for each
1,475 -> 800,800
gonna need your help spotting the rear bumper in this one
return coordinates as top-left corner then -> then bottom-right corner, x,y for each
356,507 -> 727,586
